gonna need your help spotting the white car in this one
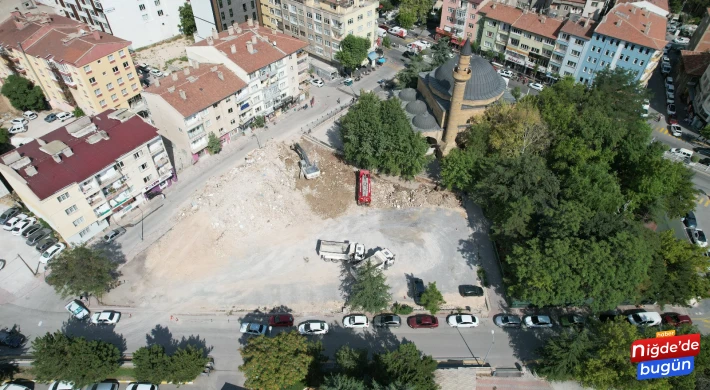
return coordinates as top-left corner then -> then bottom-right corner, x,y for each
3,213 -> 27,230
673,37 -> 690,45
9,123 -> 27,134
56,112 -> 74,122
23,111 -> 38,120
523,315 -> 553,328
10,118 -> 28,127
126,384 -> 158,390
667,104 -> 676,115
692,229 -> 708,248
40,242 -> 65,264
447,314 -> 480,328
0,383 -> 32,390
240,322 -> 270,335
11,217 -> 36,236
91,310 -> 122,325
670,123 -> 682,137
48,382 -> 75,390
150,68 -> 163,77
103,228 -> 125,243
310,78 -> 324,88
641,99 -> 650,118
298,320 -> 329,335
343,315 -> 369,328
86,382 -> 119,390
65,299 -> 90,320
529,83 -> 544,92
498,69 -> 514,78
627,311 -> 662,326
662,55 -> 670,64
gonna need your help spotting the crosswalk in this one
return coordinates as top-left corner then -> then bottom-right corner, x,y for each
657,127 -> 672,135
697,195 -> 710,208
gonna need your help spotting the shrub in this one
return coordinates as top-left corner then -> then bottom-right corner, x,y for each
392,303 -> 413,315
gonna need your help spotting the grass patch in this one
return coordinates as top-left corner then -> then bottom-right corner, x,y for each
111,367 -> 136,380
477,268 -> 489,288
392,302 -> 413,315
164,56 -> 189,70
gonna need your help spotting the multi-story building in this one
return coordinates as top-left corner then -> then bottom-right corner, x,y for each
546,0 -> 609,20
41,0 -> 183,49
437,0 -> 491,45
693,62 -> 710,128
578,3 -> 666,85
556,16 -> 595,80
0,11 -> 143,115
478,4 -> 523,54
260,0 -> 284,30
279,0 -> 378,63
192,0 -> 260,40
0,109 -> 174,244
689,7 -> 710,52
618,0 -> 669,17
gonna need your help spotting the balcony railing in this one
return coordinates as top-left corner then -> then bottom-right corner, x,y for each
187,128 -> 206,140
104,183 -> 129,202
149,142 -> 164,155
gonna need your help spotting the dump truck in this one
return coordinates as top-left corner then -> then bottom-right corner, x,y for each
357,170 -> 371,205
318,240 -> 365,262
349,248 -> 396,278
292,143 -> 321,179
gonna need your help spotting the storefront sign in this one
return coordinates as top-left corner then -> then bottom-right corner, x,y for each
505,54 -> 525,66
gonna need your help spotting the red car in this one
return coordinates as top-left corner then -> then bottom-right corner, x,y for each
662,312 -> 692,326
268,314 -> 294,327
407,314 -> 438,329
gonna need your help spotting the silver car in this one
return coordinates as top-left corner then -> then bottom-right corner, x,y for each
373,314 -> 401,328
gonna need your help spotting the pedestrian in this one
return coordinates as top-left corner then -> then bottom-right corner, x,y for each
337,98 -> 340,104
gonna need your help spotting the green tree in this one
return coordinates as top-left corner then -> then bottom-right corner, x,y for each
379,0 -> 395,12
511,86 -> 522,101
335,35 -> 371,72
334,345 -> 369,378
395,53 -> 430,88
440,147 -> 478,192
253,115 -> 266,128
73,107 -> 85,118
321,374 -> 367,390
372,343 -> 438,390
701,124 -> 710,139
340,92 -> 428,179
396,9 -> 417,29
133,344 -> 171,385
419,282 -> 445,314
1,74 -> 46,111
168,345 -> 209,385
348,260 -> 392,313
430,37 -> 452,67
382,35 -> 392,48
178,2 -> 197,37
45,245 -> 118,299
470,40 -> 480,54
536,328 -> 595,381
206,132 -> 222,154
399,0 -> 433,25
239,331 -> 317,390
32,332 -> 120,388
0,128 -> 11,154
479,100 -> 550,158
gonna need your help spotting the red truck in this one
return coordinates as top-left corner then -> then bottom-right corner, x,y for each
358,169 -> 371,205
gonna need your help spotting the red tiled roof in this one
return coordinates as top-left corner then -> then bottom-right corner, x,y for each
513,14 -> 565,40
0,12 -> 130,67
560,17 -> 596,39
143,64 -> 248,117
192,22 -> 308,74
478,3 -> 524,25
595,4 -> 667,50
680,50 -> 710,77
618,0 -> 669,13
2,110 -> 160,200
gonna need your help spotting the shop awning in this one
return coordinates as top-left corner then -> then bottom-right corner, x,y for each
368,51 -> 378,61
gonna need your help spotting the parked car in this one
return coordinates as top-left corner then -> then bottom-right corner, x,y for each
670,123 -> 682,137
446,314 -> 479,328
11,217 -> 36,236
667,104 -> 676,115
91,310 -> 121,325
56,112 -> 74,122
665,76 -> 674,87
0,327 -> 26,348
681,211 -> 698,229
21,224 -> 42,239
298,320 -> 329,335
3,213 -> 27,231
494,314 -> 522,328
0,383 -> 32,390
10,118 -> 28,127
691,229 -> 708,248
22,111 -> 37,120
498,69 -> 514,78
126,384 -> 158,390
86,382 -> 119,390
661,63 -> 672,75
343,314 -> 369,328
9,123 -> 27,134
48,382 -> 75,390
524,315 -> 554,328
150,68 -> 163,77
0,208 -> 20,224
310,78 -> 324,88
627,311 -> 662,327
412,277 -> 426,304
560,314 -> 586,327
373,314 -> 401,328
667,94 -> 675,105
673,37 -> 690,44
343,77 -> 353,86
458,285 -> 484,297
662,312 -> 692,326
662,55 -> 671,64
44,113 -> 57,122
103,228 -> 125,243
35,237 -> 58,253
40,242 -> 65,263
407,314 -> 438,329
268,314 -> 294,327
26,228 -> 51,246
240,322 -> 270,336
65,299 -> 89,320
667,83 -> 675,94
529,83 -> 544,92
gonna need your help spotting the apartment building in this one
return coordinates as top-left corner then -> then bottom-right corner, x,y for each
192,0 -> 260,40
692,63 -> 710,128
688,8 -> 710,52
556,16 -> 595,79
0,12 -> 143,115
279,0 -> 378,62
546,0 -> 609,20
578,3 -> 666,85
41,0 -> 182,49
437,0 -> 491,45
260,0 -> 284,30
617,0 -> 669,17
0,109 -> 174,245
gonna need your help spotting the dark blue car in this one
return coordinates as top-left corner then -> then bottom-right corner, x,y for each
44,113 -> 57,122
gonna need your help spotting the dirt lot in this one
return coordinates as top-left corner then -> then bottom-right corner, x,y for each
107,141 -> 487,314
133,37 -> 191,72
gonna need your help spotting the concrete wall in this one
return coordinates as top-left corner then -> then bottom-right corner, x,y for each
579,33 -> 657,84
103,0 -> 182,49
439,0 -> 491,42
143,92 -> 194,171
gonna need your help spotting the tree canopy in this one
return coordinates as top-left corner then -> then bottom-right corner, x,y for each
398,0 -> 433,27
340,92 -> 428,179
178,3 -> 197,37
419,282 -> 445,314
46,245 -> 119,299
440,69 -> 698,310
372,343 -> 438,390
348,260 -> 392,313
335,35 -> 371,72
1,75 -> 46,111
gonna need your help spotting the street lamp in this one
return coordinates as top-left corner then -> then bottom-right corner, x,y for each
140,206 -> 144,241
483,329 -> 495,366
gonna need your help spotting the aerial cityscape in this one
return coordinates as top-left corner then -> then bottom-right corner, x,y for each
0,0 -> 708,388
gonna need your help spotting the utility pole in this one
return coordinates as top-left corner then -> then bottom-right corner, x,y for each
140,206 -> 144,241
483,329 -> 495,366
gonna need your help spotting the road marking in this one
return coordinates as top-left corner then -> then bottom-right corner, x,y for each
705,198 -> 710,207
657,128 -> 669,135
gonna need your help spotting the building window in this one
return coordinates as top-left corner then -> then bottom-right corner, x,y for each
121,88 -> 128,96
72,216 -> 85,227
155,0 -> 160,5
511,27 -> 521,34
119,49 -> 125,57
139,3 -> 146,11
484,41 -> 492,48
57,192 -> 70,202
205,119 -> 212,127
605,50 -> 610,56
523,33 -> 531,39
571,50 -> 581,57
131,83 -> 138,90
600,60 -> 606,66
566,60 -> 577,68
230,119 -> 236,124
117,77 -> 124,85
348,18 -> 353,25
158,9 -> 164,16
100,99 -> 107,107
89,77 -> 96,84
470,14 -> 475,19
83,65 -> 91,73
107,82 -> 113,90
142,14 -> 149,21
111,93 -> 118,101
358,14 -> 363,21
486,31 -> 493,37
530,47 -> 540,54
228,107 -> 233,113
143,175 -> 153,183
639,60 -> 645,66
221,12 -> 225,19
574,38 -> 584,45
65,205 -> 78,215
78,227 -> 91,238
122,61 -> 130,69
139,163 -> 148,171
520,44 -> 530,50
94,88 -> 102,96
134,150 -> 144,159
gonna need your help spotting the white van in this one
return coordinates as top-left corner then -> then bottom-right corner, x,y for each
377,28 -> 387,37
670,148 -> 693,159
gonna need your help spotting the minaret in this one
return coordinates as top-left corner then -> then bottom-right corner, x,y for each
442,38 -> 473,155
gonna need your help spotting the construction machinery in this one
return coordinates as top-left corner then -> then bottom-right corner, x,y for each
291,143 -> 321,179
318,240 -> 366,262
357,169 -> 371,205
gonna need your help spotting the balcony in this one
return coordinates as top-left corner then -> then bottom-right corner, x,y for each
455,8 -> 467,21
81,178 -> 100,195
190,136 -> 208,152
184,114 -> 201,127
94,203 -> 111,217
97,170 -> 123,188
158,165 -> 173,177
103,182 -> 129,202
148,142 -> 164,155
87,192 -> 106,207
187,127 -> 205,140
553,45 -> 567,55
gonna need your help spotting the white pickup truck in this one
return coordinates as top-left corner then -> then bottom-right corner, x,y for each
318,240 -> 365,262
349,248 -> 395,278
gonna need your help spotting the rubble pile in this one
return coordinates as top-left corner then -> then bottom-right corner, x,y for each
294,146 -> 355,219
371,181 -> 461,209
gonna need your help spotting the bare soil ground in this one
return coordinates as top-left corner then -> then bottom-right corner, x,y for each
109,140 -> 486,314
133,37 -> 191,72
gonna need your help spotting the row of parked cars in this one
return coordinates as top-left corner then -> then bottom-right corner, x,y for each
0,381 -> 156,390
493,310 -> 692,329
1,207 -> 65,263
682,211 -> 708,249
8,110 -> 74,134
